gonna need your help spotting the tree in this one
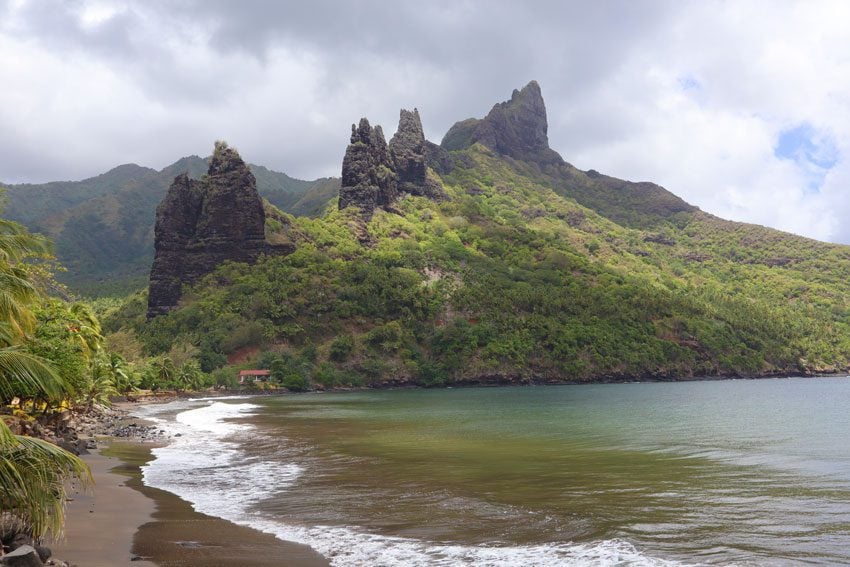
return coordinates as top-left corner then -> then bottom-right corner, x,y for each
176,360 -> 206,392
81,353 -> 119,410
103,352 -> 137,394
0,215 -> 91,538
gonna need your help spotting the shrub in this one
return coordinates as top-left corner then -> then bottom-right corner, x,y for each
329,334 -> 355,362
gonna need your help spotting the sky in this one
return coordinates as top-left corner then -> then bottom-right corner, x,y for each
2,0 -> 850,243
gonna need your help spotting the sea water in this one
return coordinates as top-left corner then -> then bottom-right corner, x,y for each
135,378 -> 850,565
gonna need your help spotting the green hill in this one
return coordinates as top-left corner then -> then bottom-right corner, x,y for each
102,76 -> 850,387
2,158 -> 339,296
8,80 -> 844,387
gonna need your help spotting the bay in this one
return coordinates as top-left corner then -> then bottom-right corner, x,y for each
137,377 -> 850,565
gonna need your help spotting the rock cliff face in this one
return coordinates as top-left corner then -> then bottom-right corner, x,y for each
441,80 -> 562,164
147,142 -> 292,318
339,110 -> 445,218
389,109 -> 445,200
337,119 -> 397,219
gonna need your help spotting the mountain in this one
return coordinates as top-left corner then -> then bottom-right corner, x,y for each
105,81 -> 850,387
442,80 -> 696,229
147,142 -> 295,317
1,156 -> 339,296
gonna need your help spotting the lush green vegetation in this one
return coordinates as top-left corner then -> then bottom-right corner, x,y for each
104,144 -> 850,390
0,216 -> 92,539
0,207 -> 235,538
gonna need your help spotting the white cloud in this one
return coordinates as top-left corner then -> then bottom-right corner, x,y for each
1,0 -> 850,244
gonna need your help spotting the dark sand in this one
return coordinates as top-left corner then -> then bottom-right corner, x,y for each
51,445 -> 157,567
54,441 -> 329,567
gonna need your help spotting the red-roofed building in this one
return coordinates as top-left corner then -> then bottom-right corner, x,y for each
238,369 -> 271,384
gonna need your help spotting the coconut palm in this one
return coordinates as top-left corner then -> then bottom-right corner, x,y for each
0,419 -> 91,538
104,352 -> 137,394
82,353 -> 120,410
0,215 -> 91,539
0,219 -> 50,340
176,359 -> 206,392
147,356 -> 177,390
67,302 -> 104,359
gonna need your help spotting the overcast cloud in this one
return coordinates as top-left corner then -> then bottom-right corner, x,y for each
2,0 -> 849,242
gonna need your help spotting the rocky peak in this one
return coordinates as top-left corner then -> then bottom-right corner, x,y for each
339,109 -> 448,219
338,118 -> 398,219
194,141 -> 265,242
440,80 -> 561,164
389,109 -> 446,200
147,141 -> 292,318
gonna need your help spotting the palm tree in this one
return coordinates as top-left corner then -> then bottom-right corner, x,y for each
143,356 -> 177,391
68,302 -> 104,359
176,360 -> 206,392
104,352 -> 137,394
0,418 -> 91,538
0,215 -> 91,539
82,353 -> 119,410
0,219 -> 49,340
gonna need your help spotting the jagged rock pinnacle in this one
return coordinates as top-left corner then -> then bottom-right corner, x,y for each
339,109 -> 447,219
338,118 -> 398,219
441,80 -> 562,164
147,141 -> 291,318
390,109 -> 446,200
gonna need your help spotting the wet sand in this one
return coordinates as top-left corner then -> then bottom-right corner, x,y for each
54,441 -> 329,567
51,445 -> 157,567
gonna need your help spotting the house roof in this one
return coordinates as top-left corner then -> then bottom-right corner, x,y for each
239,369 -> 271,376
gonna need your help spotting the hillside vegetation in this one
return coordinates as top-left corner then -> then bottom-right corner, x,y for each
105,142 -> 850,387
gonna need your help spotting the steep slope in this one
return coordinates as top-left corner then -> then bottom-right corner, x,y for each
105,82 -> 850,387
289,177 -> 341,217
2,157 -> 338,295
441,80 -> 696,229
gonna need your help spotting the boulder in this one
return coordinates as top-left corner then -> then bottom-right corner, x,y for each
0,545 -> 43,567
0,516 -> 27,547
7,533 -> 31,552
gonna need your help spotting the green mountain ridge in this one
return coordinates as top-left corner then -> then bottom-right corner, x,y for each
9,80 -> 850,387
2,157 -> 339,296
101,81 -> 850,388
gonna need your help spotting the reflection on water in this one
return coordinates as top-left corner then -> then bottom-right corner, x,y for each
241,378 -> 850,565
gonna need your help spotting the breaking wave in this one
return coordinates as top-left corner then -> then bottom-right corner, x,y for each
137,399 -> 684,566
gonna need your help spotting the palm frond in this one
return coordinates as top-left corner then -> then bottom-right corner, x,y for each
0,420 -> 91,539
0,347 -> 66,402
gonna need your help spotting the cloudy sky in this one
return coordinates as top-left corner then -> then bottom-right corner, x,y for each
2,0 -> 849,243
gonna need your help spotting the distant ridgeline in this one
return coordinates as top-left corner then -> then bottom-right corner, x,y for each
0,153 -> 338,296
99,81 -> 850,384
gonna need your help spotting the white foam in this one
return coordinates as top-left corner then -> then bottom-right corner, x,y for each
138,400 -> 685,567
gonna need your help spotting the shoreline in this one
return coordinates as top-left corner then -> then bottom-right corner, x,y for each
50,444 -> 158,567
52,404 -> 329,567
47,375 -> 850,566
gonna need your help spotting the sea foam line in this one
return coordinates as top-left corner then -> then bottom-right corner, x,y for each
137,400 -> 686,567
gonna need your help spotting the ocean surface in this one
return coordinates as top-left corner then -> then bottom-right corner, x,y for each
134,377 -> 850,566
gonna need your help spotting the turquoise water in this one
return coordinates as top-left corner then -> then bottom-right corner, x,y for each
140,378 -> 850,565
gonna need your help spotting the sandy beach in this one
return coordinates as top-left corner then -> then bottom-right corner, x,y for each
51,426 -> 329,566
50,444 -> 158,567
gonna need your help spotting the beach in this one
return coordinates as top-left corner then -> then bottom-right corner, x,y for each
51,405 -> 329,567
